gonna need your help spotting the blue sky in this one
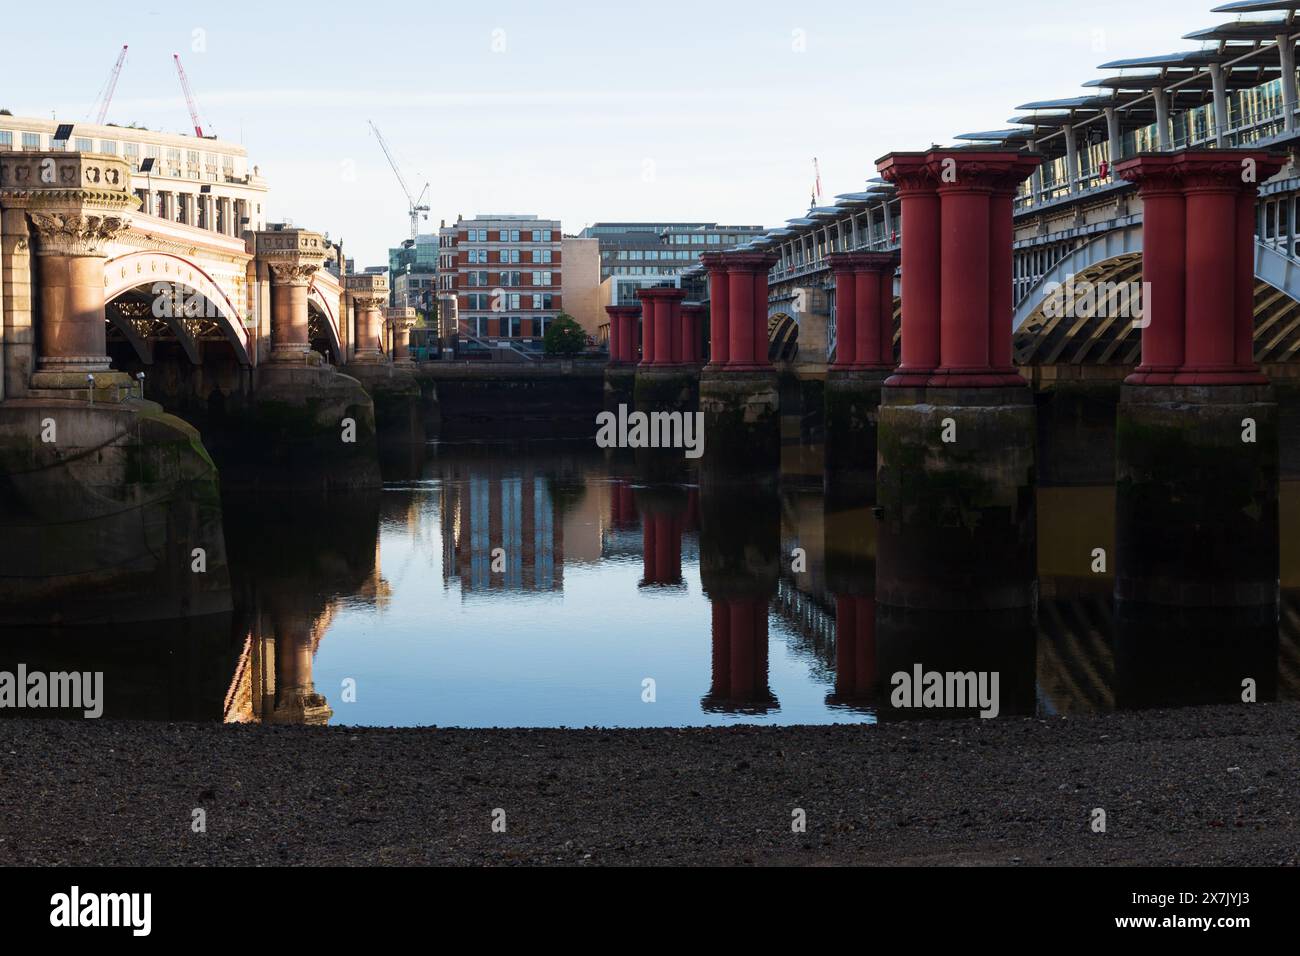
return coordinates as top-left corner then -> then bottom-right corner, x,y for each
4,0 -> 1207,264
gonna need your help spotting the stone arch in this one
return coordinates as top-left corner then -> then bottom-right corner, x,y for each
104,250 -> 252,366
768,311 -> 799,362
306,280 -> 344,364
1014,227 -> 1300,366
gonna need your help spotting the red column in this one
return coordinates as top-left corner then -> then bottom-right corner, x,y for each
702,253 -> 730,368
831,259 -> 858,367
605,306 -> 639,366
1116,150 -> 1284,386
1183,173 -> 1239,373
720,252 -> 777,370
728,265 -> 755,366
1117,156 -> 1185,384
637,291 -> 656,366
681,305 -> 704,363
937,174 -> 992,377
878,154 -> 940,386
655,293 -> 675,365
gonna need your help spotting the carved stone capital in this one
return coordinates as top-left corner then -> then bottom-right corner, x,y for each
352,295 -> 388,312
267,262 -> 320,286
28,212 -> 130,257
255,228 -> 328,284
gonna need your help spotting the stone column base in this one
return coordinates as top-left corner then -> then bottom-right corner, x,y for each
875,385 -> 1036,610
28,369 -> 134,401
634,364 -> 700,412
0,399 -> 231,624
698,367 -> 780,487
223,365 -> 381,492
603,365 -> 636,412
1115,383 -> 1278,608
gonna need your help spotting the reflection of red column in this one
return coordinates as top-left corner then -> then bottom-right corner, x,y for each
610,480 -> 638,529
704,596 -> 776,712
702,254 -> 730,368
640,511 -> 683,585
878,154 -> 940,386
1116,150 -> 1285,386
834,595 -> 877,698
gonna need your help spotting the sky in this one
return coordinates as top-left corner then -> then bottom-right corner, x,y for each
2,0 -> 1213,266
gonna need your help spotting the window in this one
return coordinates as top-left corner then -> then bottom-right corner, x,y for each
532,271 -> 552,286
22,132 -> 41,149
532,293 -> 553,309
0,131 -> 11,149
74,137 -> 94,151
510,229 -> 520,242
100,140 -> 117,155
509,293 -> 521,309
533,249 -> 552,263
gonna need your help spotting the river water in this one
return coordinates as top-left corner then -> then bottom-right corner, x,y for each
3,433 -> 1297,725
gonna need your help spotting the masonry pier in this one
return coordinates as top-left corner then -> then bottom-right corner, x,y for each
1113,149 -> 1287,668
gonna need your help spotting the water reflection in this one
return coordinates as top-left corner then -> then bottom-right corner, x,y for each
2,436 -> 1297,726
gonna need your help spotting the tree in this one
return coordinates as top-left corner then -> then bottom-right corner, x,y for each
544,313 -> 587,356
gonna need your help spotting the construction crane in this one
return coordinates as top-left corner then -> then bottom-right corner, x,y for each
172,53 -> 208,137
90,45 -> 128,125
369,120 -> 430,239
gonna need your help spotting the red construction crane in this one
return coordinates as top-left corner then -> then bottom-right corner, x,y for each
173,53 -> 207,137
91,45 -> 128,125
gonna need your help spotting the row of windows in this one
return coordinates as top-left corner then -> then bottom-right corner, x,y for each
0,131 -> 235,170
461,271 -> 560,287
463,292 -> 556,310
462,316 -> 555,337
465,248 -> 555,264
609,249 -> 699,261
462,228 -> 555,242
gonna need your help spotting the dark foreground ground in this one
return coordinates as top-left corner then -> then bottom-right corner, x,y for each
0,703 -> 1296,866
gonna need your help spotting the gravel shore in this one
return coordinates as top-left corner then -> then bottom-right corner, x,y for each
1,703 -> 1296,866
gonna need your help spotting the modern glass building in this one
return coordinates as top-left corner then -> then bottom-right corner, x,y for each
577,222 -> 766,282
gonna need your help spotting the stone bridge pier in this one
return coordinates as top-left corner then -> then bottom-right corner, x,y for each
1113,149 -> 1288,641
603,304 -> 639,410
875,148 -> 1041,617
824,250 -> 898,488
342,274 -> 425,446
236,229 -> 380,491
0,150 -> 230,621
699,251 -> 781,487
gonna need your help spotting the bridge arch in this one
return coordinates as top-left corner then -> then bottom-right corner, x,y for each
103,250 -> 252,366
1014,227 -> 1300,366
306,279 -> 344,364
